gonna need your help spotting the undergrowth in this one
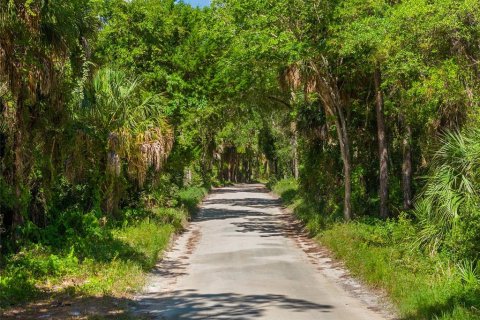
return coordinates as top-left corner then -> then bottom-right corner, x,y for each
0,186 -> 207,309
270,178 -> 480,320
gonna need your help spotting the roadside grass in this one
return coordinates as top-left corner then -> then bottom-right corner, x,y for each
321,221 -> 480,320
269,178 -> 298,205
270,178 -> 325,234
0,217 -> 176,308
177,186 -> 208,213
270,178 -> 480,320
0,186 -> 207,310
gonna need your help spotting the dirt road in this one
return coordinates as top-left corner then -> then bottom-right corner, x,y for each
134,184 -> 391,319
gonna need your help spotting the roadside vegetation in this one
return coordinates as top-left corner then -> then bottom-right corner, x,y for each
0,186 -> 206,308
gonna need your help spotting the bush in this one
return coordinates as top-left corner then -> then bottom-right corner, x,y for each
0,270 -> 38,307
152,207 -> 188,230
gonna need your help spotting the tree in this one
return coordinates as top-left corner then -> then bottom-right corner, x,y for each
0,0 -> 96,245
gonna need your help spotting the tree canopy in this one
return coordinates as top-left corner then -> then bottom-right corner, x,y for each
2,0 -> 480,316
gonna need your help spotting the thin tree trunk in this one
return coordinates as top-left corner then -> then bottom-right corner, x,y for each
219,154 -> 224,181
12,99 -> 26,245
310,59 -> 352,221
292,122 -> 299,179
185,168 -> 193,185
218,157 -> 222,181
374,64 -> 389,219
402,121 -> 413,210
334,104 -> 352,221
290,92 -> 299,180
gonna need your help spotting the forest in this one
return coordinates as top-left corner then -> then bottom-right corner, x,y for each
1,0 -> 480,319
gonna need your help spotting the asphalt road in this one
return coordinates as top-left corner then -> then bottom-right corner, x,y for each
135,184 -> 388,320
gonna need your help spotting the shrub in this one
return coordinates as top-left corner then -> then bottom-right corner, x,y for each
414,129 -> 480,260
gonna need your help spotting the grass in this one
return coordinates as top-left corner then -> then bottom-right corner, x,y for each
321,221 -> 480,320
269,178 -> 298,205
0,186 -> 207,310
0,217 -> 176,308
270,178 -> 480,320
270,178 -> 326,234
177,186 -> 208,213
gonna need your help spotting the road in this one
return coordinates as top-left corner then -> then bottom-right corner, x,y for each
135,184 -> 389,320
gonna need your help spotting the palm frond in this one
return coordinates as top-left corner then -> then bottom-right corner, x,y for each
414,129 -> 480,254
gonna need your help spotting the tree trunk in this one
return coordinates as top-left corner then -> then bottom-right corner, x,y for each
311,58 -> 352,221
11,105 -> 26,247
292,122 -> 299,179
334,104 -> 352,221
374,64 -> 389,219
402,121 -> 413,210
290,91 -> 299,180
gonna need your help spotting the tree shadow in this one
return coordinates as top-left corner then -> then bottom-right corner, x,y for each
1,289 -> 334,319
232,215 -> 286,237
149,259 -> 189,279
196,185 -> 303,238
202,198 -> 282,209
194,207 -> 267,221
134,289 -> 334,319
210,184 -> 269,195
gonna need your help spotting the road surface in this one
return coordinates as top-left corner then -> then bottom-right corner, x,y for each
135,184 -> 390,319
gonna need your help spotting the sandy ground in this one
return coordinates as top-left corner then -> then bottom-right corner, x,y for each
134,184 -> 395,320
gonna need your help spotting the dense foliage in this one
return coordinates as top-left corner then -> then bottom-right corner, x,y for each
2,0 -> 480,318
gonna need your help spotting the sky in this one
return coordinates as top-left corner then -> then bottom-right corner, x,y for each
183,0 -> 210,7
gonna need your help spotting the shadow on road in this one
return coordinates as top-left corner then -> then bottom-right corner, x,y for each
208,184 -> 269,195
203,197 -> 282,209
136,289 -> 333,319
196,185 -> 304,239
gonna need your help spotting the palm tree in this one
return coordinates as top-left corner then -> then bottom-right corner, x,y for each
73,68 -> 174,213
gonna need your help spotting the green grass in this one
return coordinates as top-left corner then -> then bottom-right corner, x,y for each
320,220 -> 480,319
269,178 -> 326,234
270,178 -> 298,205
177,186 -> 208,213
270,178 -> 480,320
0,217 -> 176,307
0,186 -> 208,309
